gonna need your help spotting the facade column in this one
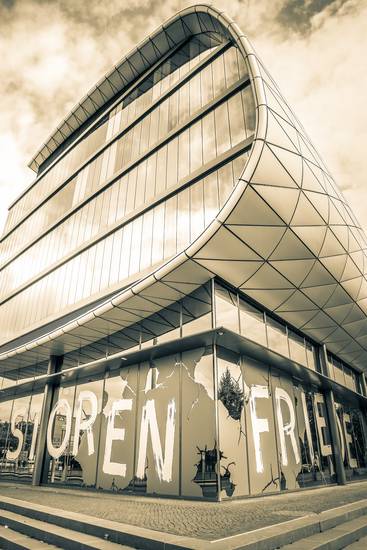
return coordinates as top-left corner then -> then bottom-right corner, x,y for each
319,345 -> 347,485
32,354 -> 63,486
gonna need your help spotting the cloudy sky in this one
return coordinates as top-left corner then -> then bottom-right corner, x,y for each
0,0 -> 366,235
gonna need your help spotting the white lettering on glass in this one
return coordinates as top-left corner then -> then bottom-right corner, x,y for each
314,393 -> 332,456
103,398 -> 132,477
300,391 -> 314,464
275,387 -> 300,466
249,385 -> 270,473
46,399 -> 72,459
6,408 -> 26,460
136,399 -> 176,482
72,391 -> 98,456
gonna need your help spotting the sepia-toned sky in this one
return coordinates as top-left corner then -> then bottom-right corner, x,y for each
0,0 -> 366,235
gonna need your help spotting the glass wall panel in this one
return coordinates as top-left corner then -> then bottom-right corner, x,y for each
66,376 -> 105,487
293,384 -> 331,487
239,298 -> 267,347
97,366 -> 138,491
1,395 -> 31,481
181,347 -> 216,498
313,392 -> 335,481
46,383 -> 76,484
242,357 -> 280,495
215,284 -> 239,332
217,348 -> 249,497
1,42 -> 240,264
271,370 -> 301,490
136,356 -> 180,495
288,330 -> 307,366
266,317 -> 289,357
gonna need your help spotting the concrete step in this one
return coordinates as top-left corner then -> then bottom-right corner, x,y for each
0,525 -> 58,549
345,533 -> 367,548
280,515 -> 367,549
0,509 -> 131,550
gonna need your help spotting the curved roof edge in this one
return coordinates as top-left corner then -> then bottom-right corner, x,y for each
27,3 -> 229,174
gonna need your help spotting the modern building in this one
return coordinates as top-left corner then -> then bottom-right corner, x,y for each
0,5 -> 366,500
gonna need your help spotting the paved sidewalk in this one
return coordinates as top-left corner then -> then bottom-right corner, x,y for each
0,481 -> 367,541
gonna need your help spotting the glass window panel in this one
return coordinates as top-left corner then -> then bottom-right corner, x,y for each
306,342 -> 317,371
130,122 -> 142,162
151,204 -> 165,265
168,90 -> 179,133
66,377 -> 104,487
224,47 -> 240,88
46,383 -> 76,485
177,187 -> 190,250
333,359 -> 345,386
228,92 -> 246,147
100,234 -> 113,290
96,367 -> 138,491
91,241 -> 104,295
139,115 -> 151,156
166,138 -> 178,190
140,210 -> 153,271
107,141 -> 117,180
218,161 -> 234,208
190,180 -> 204,241
189,120 -> 203,173
145,154 -> 157,203
215,101 -> 230,156
215,284 -> 239,332
164,195 -> 177,259
3,395 -> 31,479
189,72 -> 201,115
109,228 -> 123,286
239,298 -> 267,346
149,109 -> 159,148
288,330 -> 307,366
135,162 -> 147,209
344,366 -> 356,391
116,176 -> 127,221
125,168 -> 137,214
242,87 -> 256,136
129,217 -> 143,276
178,130 -> 190,181
237,48 -> 248,78
178,82 -> 190,125
200,63 -> 214,107
203,171 -> 219,226
107,182 -> 119,226
212,54 -> 226,96
266,317 -> 289,357
158,99 -> 169,141
155,146 -> 167,195
119,224 -> 132,281
202,111 -> 216,165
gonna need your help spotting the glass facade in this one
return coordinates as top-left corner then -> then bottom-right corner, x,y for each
215,282 -> 319,373
0,38 -> 253,345
0,44 -> 249,265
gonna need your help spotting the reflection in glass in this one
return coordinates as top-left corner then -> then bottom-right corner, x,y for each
239,299 -> 267,346
266,317 -> 289,357
215,285 -> 239,332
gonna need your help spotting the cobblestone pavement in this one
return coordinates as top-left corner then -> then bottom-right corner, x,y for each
0,481 -> 366,540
